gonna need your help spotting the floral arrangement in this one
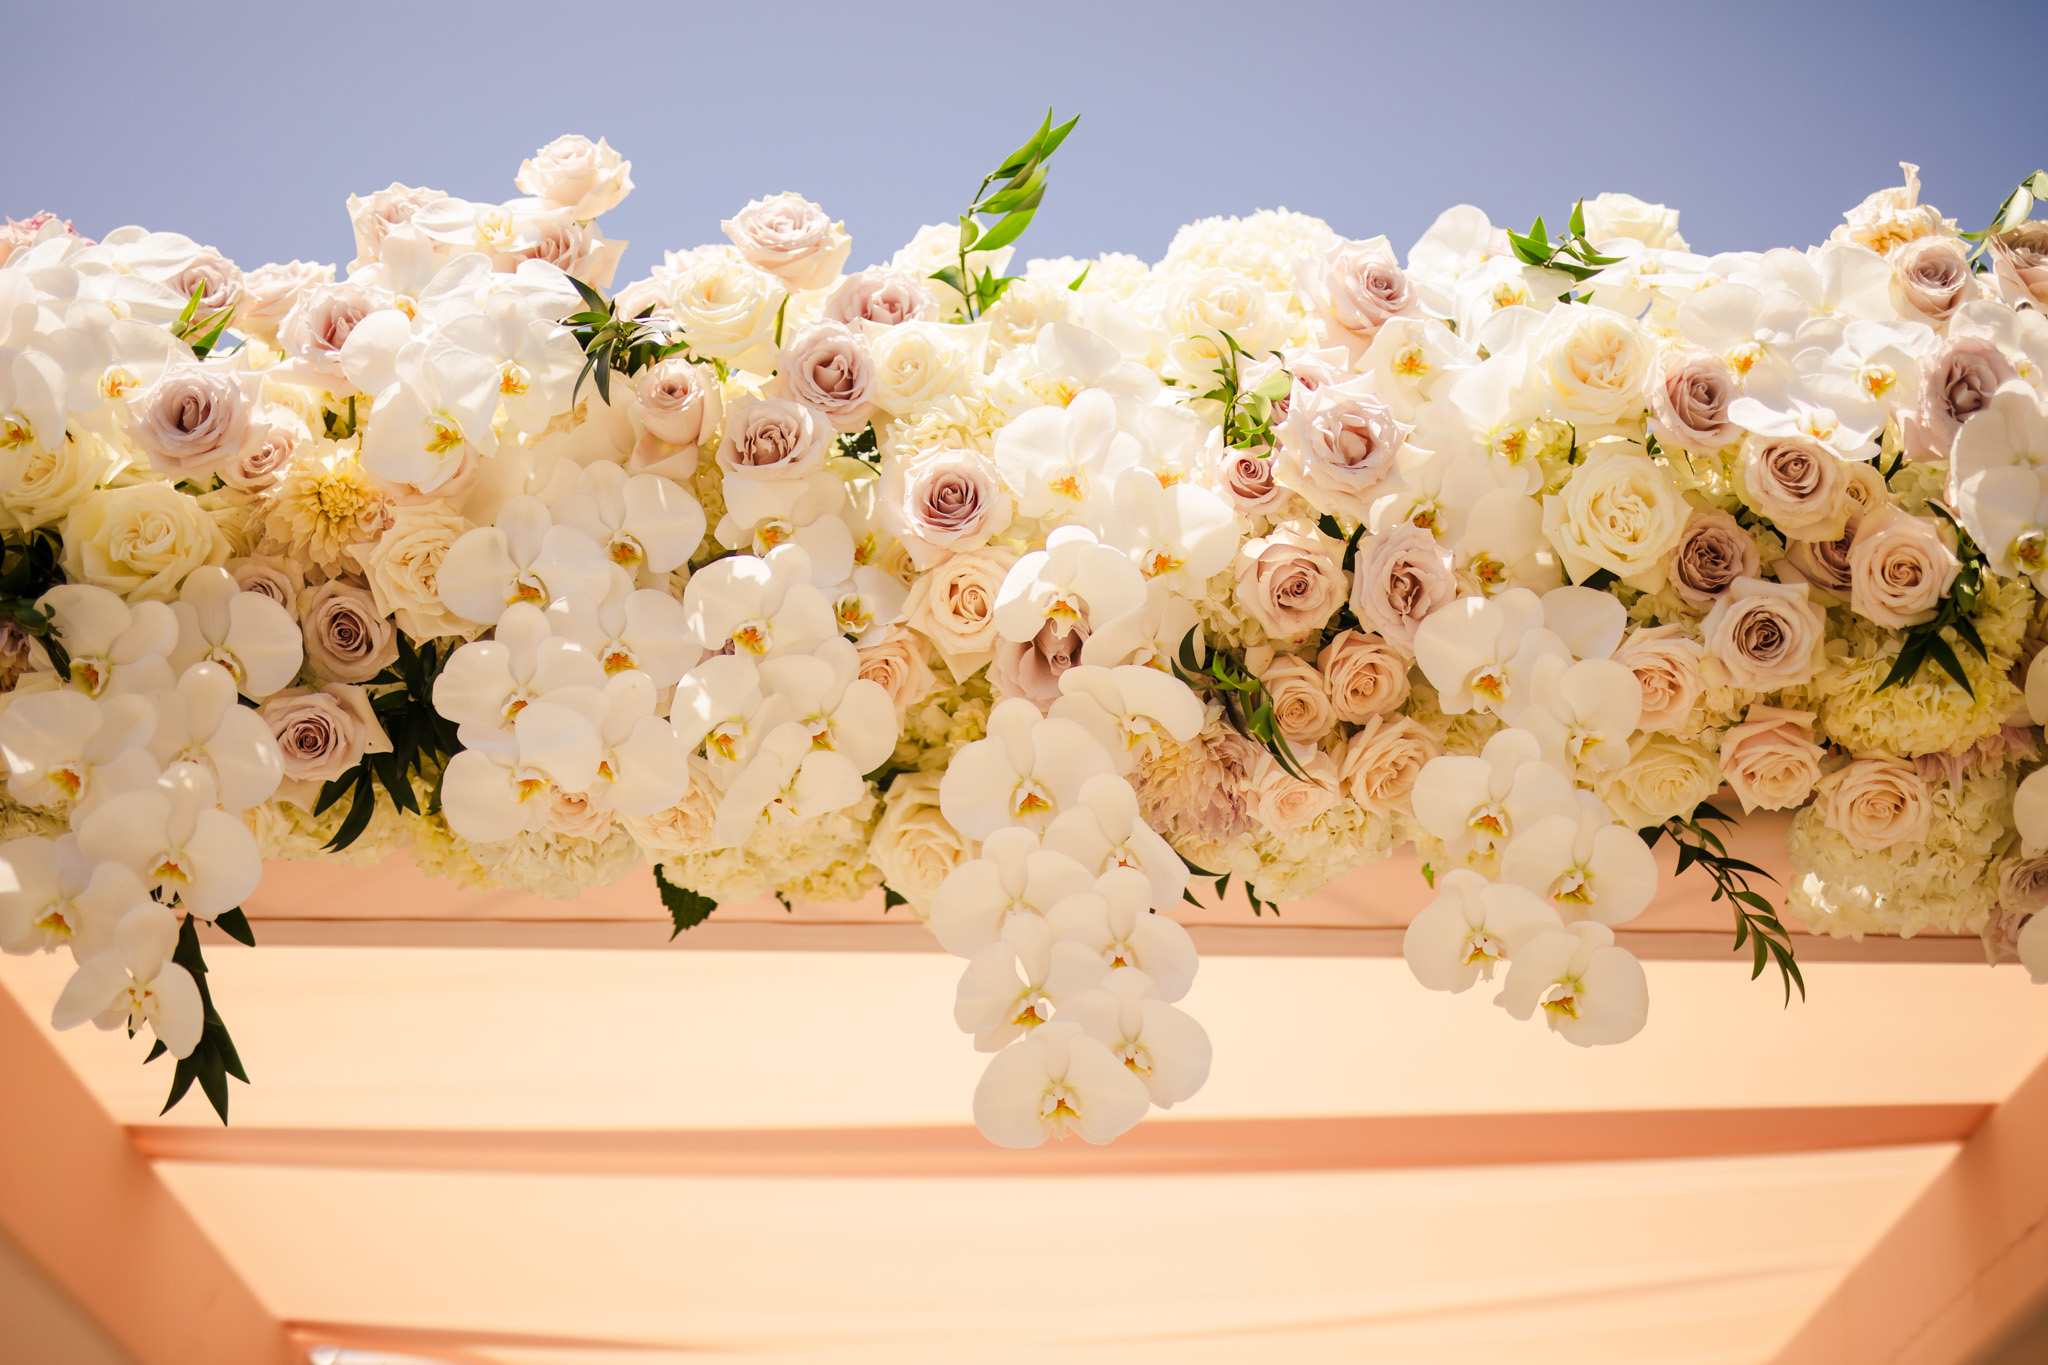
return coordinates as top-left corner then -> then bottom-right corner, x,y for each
5,118 -> 2048,1147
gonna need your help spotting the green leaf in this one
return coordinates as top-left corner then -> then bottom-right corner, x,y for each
969,208 -> 1036,255
1567,199 -> 1587,239
654,864 -> 717,938
1067,263 -> 1091,292
977,161 -> 1050,215
929,265 -> 969,300
1924,634 -> 1974,696
882,885 -> 908,911
213,908 -> 255,947
956,215 -> 981,253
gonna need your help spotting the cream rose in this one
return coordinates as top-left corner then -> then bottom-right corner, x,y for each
857,626 -> 940,722
1719,705 -> 1824,813
1698,576 -> 1827,691
516,135 -> 633,220
620,759 -> 721,859
866,321 -> 972,414
1253,651 -> 1336,746
259,683 -> 392,807
1541,443 -> 1688,587
129,361 -> 261,481
717,396 -> 832,483
1581,193 -> 1688,250
722,192 -> 852,291
1817,753 -> 1932,852
824,268 -> 940,327
61,482 -> 229,601
871,772 -> 970,913
1533,305 -> 1653,427
1339,715 -> 1441,813
904,547 -> 1015,678
1847,504 -> 1959,629
1670,508 -> 1760,610
301,580 -> 397,684
667,256 -> 785,372
350,507 -> 474,641
1598,735 -> 1720,829
1648,346 -> 1740,452
1349,524 -> 1456,653
1275,381 -> 1407,521
1318,629 -> 1410,723
1,429 -> 111,529
1233,530 -> 1346,640
773,322 -> 876,432
236,260 -> 333,346
1613,624 -> 1705,733
628,358 -> 722,480
345,182 -> 447,266
1249,751 -> 1341,832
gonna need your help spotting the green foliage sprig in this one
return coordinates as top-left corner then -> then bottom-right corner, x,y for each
1963,170 -> 2048,262
654,864 -> 716,938
562,276 -> 723,406
1200,331 -> 1291,453
315,634 -> 463,851
933,109 -> 1079,320
143,912 -> 251,1123
1508,200 -> 1624,289
1644,802 -> 1805,1004
1171,626 -> 1313,783
171,283 -> 236,360
0,530 -> 70,678
1178,851 -> 1280,918
1874,501 -> 1987,697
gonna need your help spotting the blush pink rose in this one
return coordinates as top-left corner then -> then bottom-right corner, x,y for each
1816,753 -> 1931,852
1719,705 -> 1824,814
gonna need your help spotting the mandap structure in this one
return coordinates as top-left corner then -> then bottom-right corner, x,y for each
4,118 -> 2048,1155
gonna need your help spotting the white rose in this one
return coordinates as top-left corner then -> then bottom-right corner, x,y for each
667,256 -> 785,373
61,482 -> 230,601
1596,735 -> 1721,829
1580,193 -> 1688,251
515,135 -> 634,220
350,506 -> 476,640
721,192 -> 852,292
870,772 -> 969,914
1533,305 -> 1654,428
866,321 -> 975,415
1,429 -> 112,530
1540,441 -> 1688,588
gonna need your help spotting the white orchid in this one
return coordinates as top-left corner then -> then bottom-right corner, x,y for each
829,565 -> 909,647
50,900 -> 201,1058
993,387 -> 1143,520
1058,967 -> 1211,1108
432,603 -> 606,732
37,585 -> 177,697
939,697 -> 1116,838
438,496 -> 613,626
1085,468 -> 1237,594
1402,868 -> 1562,993
1453,487 -> 1556,596
1540,585 -> 1627,661
1412,587 -> 1569,714
168,567 -> 303,700
76,763 -> 261,920
0,346 -> 66,455
145,663 -> 284,812
756,638 -> 899,773
681,546 -> 838,659
1041,772 -> 1187,911
1504,654 -> 1643,775
0,688 -> 159,813
434,287 -> 583,436
357,336 -> 501,493
439,701 -> 603,843
954,913 -> 1109,1052
670,654 -> 782,781
1046,866 -> 1199,1001
1410,728 -> 1576,861
928,826 -> 1098,957
0,835 -> 152,956
971,1019 -> 1150,1149
1500,790 -> 1659,926
545,672 -> 691,817
715,468 -> 848,556
545,567 -> 700,687
1049,664 -> 1204,775
992,524 -> 1147,644
709,720 -> 866,848
1498,920 -> 1650,1046
1077,580 -> 1200,671
549,461 -> 706,584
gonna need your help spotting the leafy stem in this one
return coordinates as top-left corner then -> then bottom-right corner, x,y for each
561,275 -> 718,405
0,529 -> 71,678
143,912 -> 250,1123
934,108 -> 1078,320
1199,331 -> 1290,453
1875,503 -> 1986,697
1644,802 -> 1805,1005
1508,199 -> 1624,289
1171,626 -> 1314,783
1962,170 -> 2048,261
315,633 -> 464,850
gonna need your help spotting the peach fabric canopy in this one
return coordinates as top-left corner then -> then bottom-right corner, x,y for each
5,830 -> 2048,1364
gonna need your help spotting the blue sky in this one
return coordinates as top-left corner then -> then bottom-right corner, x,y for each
6,0 -> 2044,278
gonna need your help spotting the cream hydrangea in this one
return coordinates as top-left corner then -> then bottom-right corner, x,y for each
1787,774 -> 2011,938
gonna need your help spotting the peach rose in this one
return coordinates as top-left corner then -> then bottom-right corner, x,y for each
1253,651 -> 1336,746
236,260 -> 332,346
1816,753 -> 1931,852
721,192 -> 851,291
1719,705 -> 1824,813
824,268 -> 939,327
857,626 -> 940,722
1845,504 -> 1959,629
716,396 -> 831,482
516,135 -> 634,220
629,358 -> 722,480
1613,625 -> 1704,733
1249,750 -> 1341,832
904,547 -> 1015,679
1339,715 -> 1441,813
1233,530 -> 1346,640
1317,629 -> 1410,723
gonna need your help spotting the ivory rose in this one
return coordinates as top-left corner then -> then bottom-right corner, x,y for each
1581,193 -> 1688,250
1817,753 -> 1932,852
1669,509 -> 1760,610
351,507 -> 474,640
870,772 -> 970,912
1597,735 -> 1721,829
1533,305 -> 1653,428
61,482 -> 229,601
867,322 -> 972,414
904,547 -> 1016,678
1699,577 -> 1827,691
1719,706 -> 1824,813
1847,505 -> 1959,629
620,759 -> 720,859
516,134 -> 633,219
1348,524 -> 1456,654
1540,443 -> 1688,588
1339,715 -> 1441,813
1233,530 -> 1346,640
722,192 -> 852,291
1,427 -> 111,530
1317,629 -> 1410,722
1612,625 -> 1704,733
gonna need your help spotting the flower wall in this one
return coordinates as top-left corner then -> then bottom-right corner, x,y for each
4,125 -> 2048,1145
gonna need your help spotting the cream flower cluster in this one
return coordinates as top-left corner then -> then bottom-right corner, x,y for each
7,138 -> 2048,1135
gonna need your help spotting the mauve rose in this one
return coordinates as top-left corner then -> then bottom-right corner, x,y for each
1891,235 -> 1976,323
1234,531 -> 1346,640
1299,235 -> 1418,359
880,448 -> 1012,569
1740,435 -> 1847,542
510,213 -> 621,287
1255,651 -> 1336,745
1648,346 -> 1741,452
259,683 -> 391,790
228,556 -> 302,620
721,192 -> 851,291
0,619 -> 33,689
1699,576 -> 1826,691
1905,336 -> 2018,461
857,626 -> 940,722
220,405 -> 308,493
824,268 -> 939,327
1349,524 -> 1456,654
774,322 -> 876,432
1817,753 -> 1931,852
1318,629 -> 1410,723
1991,223 -> 2048,309
1249,751 -> 1341,832
1670,509 -> 1760,609
1848,504 -> 1959,629
236,260 -> 332,346
281,282 -> 389,386
1778,530 -> 1855,603
1613,624 -> 1704,733
1275,380 -> 1408,520
515,135 -> 633,220
992,619 -> 1085,707
1215,448 -> 1290,515
1340,714 -> 1441,813
168,245 -> 242,321
301,580 -> 398,683
716,396 -> 831,482
2000,855 -> 2048,917
0,212 -> 85,267
1719,705 -> 1824,813
629,358 -> 721,478
129,361 -> 259,480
